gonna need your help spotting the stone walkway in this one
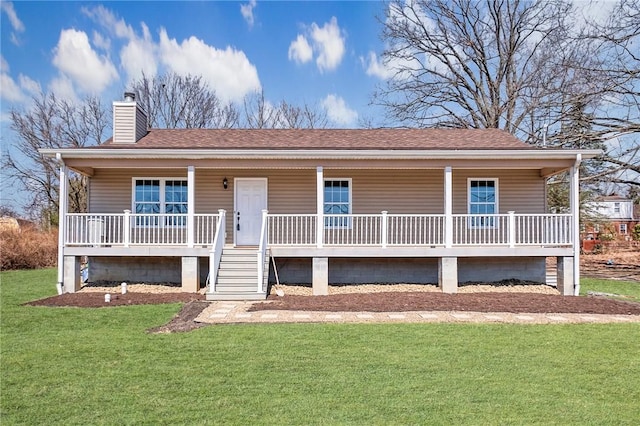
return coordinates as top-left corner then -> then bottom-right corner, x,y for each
196,301 -> 640,325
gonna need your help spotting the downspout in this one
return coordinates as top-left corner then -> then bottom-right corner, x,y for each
572,154 -> 582,296
55,153 -> 66,294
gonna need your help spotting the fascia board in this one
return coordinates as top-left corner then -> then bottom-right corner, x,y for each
39,148 -> 603,160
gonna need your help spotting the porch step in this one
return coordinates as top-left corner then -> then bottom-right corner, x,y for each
207,246 -> 269,301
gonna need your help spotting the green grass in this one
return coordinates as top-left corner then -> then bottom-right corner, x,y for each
580,277 -> 640,302
2,269 -> 639,425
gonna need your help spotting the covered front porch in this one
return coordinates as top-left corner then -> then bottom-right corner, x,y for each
53,156 -> 584,299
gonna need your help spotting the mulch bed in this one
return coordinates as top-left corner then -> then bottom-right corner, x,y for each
26,292 -> 205,308
25,290 -> 640,316
250,292 -> 640,315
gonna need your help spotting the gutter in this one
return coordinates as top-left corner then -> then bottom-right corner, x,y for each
39,148 -> 604,161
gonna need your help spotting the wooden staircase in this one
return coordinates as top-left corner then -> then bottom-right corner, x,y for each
206,247 -> 269,301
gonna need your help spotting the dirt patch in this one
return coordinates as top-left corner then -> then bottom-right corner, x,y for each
26,292 -> 204,308
581,250 -> 640,282
250,292 -> 640,315
147,301 -> 210,333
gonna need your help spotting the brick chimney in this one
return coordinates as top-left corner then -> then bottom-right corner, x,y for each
112,92 -> 148,144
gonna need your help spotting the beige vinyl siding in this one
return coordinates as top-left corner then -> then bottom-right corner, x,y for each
135,106 -> 147,141
112,104 -> 136,144
88,167 -> 546,245
90,167 -> 545,215
452,169 -> 545,214
325,169 -> 444,214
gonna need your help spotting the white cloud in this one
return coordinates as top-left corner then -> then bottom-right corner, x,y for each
0,57 -> 38,103
52,29 -> 119,94
82,5 -> 136,40
288,35 -> 313,64
119,23 -> 157,82
0,73 -> 25,102
83,6 -> 157,82
362,51 -> 395,80
321,94 -> 358,126
48,76 -> 79,102
240,0 -> 257,28
288,17 -> 345,72
1,1 -> 25,46
158,29 -> 261,103
1,2 -> 24,31
18,74 -> 41,96
0,56 -> 9,73
92,31 -> 111,51
574,0 -> 616,25
310,17 -> 345,72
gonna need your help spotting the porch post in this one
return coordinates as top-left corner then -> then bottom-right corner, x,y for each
570,154 -> 582,295
508,211 -> 516,248
57,159 -> 68,293
187,165 -> 195,248
123,210 -> 131,247
444,166 -> 453,248
381,211 -> 388,248
316,166 -> 324,248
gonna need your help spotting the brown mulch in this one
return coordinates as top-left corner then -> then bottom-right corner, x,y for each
26,292 -> 205,308
250,292 -> 640,315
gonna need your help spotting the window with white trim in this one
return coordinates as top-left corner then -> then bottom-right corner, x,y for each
133,178 -> 188,226
324,179 -> 351,228
620,223 -> 627,234
468,178 -> 498,228
614,202 -> 621,213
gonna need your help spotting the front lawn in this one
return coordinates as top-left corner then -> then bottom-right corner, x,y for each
580,277 -> 640,302
1,269 -> 639,425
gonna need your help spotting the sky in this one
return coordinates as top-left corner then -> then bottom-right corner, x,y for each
0,0 -> 392,130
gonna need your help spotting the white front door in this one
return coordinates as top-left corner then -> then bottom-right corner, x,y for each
235,178 -> 267,246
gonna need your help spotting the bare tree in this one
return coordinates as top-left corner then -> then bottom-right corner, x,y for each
374,0 -> 605,142
4,93 -> 109,225
130,72 -> 239,129
241,90 -> 328,129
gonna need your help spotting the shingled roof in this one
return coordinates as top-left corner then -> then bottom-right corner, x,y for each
100,128 -> 536,150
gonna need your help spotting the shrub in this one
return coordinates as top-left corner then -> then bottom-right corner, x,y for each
633,224 -> 640,241
0,228 -> 58,270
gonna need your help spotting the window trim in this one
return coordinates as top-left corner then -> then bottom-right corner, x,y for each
620,223 -> 628,234
323,178 -> 352,229
131,177 -> 188,227
467,178 -> 499,229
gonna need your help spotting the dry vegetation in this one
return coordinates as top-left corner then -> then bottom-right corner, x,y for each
0,228 -> 58,271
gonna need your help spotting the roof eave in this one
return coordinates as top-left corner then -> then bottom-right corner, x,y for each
39,148 -> 603,160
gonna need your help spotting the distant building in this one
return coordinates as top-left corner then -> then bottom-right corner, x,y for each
584,195 -> 638,241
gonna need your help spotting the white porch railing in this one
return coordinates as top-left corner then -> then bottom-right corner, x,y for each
65,212 -> 220,246
257,209 -> 269,293
265,212 -> 572,248
208,209 -> 226,292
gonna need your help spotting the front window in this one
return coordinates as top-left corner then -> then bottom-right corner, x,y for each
468,179 -> 498,228
324,179 -> 351,227
133,178 -> 188,226
620,223 -> 627,234
614,203 -> 621,213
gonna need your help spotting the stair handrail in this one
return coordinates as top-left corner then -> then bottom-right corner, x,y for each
209,209 -> 226,292
257,209 -> 269,293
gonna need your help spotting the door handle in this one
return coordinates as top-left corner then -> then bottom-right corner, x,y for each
237,211 -> 240,231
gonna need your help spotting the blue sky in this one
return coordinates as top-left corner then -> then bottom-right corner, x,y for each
1,1 -> 393,129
